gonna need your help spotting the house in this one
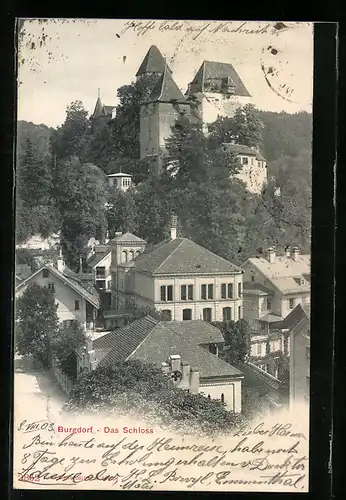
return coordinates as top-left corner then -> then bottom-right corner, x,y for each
76,315 -> 244,412
107,172 -> 133,191
279,304 -> 310,408
221,143 -> 268,194
16,252 -> 100,334
86,244 -> 112,310
185,60 -> 252,124
111,217 -> 244,323
242,246 -> 310,333
16,232 -> 60,251
91,89 -> 116,129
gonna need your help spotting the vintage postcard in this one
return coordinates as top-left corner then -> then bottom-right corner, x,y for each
13,19 -> 313,492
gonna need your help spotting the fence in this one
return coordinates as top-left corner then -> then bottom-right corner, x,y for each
51,357 -> 75,395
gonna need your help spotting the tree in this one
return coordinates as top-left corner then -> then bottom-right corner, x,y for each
51,101 -> 90,160
106,187 -> 138,238
208,104 -> 264,147
65,361 -> 244,435
15,283 -> 59,366
216,319 -> 251,365
55,156 -> 108,269
51,321 -> 86,379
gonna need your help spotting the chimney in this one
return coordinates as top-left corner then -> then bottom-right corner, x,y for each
190,368 -> 200,394
79,256 -> 83,274
291,247 -> 299,261
284,246 -> 291,258
169,354 -> 181,373
267,247 -> 276,264
170,214 -> 178,240
56,247 -> 66,272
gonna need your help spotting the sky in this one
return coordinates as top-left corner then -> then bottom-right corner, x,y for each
17,19 -> 314,128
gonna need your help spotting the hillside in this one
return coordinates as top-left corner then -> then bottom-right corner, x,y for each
16,120 -> 55,158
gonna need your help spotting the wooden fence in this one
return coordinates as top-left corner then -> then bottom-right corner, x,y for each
51,357 -> 75,395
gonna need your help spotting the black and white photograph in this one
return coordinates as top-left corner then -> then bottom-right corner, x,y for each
13,19 -> 313,492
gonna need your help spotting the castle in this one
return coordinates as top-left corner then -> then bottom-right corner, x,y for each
92,45 -> 267,194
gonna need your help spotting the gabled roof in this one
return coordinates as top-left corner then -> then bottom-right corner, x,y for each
280,303 -> 310,331
92,98 -> 115,119
146,67 -> 188,104
136,45 -> 172,77
95,316 -> 243,379
87,250 -> 111,269
111,232 -> 146,243
190,61 -> 251,97
244,255 -> 310,294
16,263 -> 100,308
134,237 -> 242,275
222,143 -> 266,162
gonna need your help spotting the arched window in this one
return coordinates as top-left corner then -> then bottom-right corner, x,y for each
128,250 -> 134,261
221,393 -> 225,403
162,310 -> 172,321
203,308 -> 212,323
135,250 -> 141,257
223,307 -> 232,321
121,250 -> 128,263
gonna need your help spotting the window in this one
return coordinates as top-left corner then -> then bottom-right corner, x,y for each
160,285 -> 173,302
203,308 -> 212,323
74,300 -> 80,311
181,285 -> 187,301
238,283 -> 242,297
183,309 -> 192,320
162,310 -> 172,321
238,305 -> 242,320
43,269 -> 49,278
267,297 -> 272,310
48,283 -> 55,292
251,157 -> 254,165
257,344 -> 262,355
121,250 -> 128,263
96,266 -> 106,278
128,251 -> 134,261
289,298 -> 295,309
135,250 -> 141,257
208,284 -> 214,299
228,284 -> 233,298
306,346 -> 310,359
251,274 -> 255,282
188,285 -> 193,300
201,284 -> 207,300
221,284 -> 226,299
242,156 -> 249,165
223,307 -> 232,321
221,283 -> 233,299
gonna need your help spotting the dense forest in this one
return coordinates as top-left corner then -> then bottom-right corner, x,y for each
15,76 -> 312,271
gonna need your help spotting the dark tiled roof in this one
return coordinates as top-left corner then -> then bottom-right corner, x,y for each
96,316 -> 242,378
222,143 -> 266,162
104,105 -> 115,115
134,238 -> 242,275
136,45 -> 172,77
191,61 -> 251,97
147,68 -> 188,104
92,97 -> 105,118
96,316 -> 158,365
280,303 -> 310,330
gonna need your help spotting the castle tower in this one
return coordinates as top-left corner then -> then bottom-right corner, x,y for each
139,67 -> 191,174
91,89 -> 116,130
186,61 -> 252,126
136,45 -> 172,79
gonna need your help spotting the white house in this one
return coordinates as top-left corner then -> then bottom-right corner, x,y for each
107,172 -> 133,191
222,143 -> 268,194
242,246 -> 310,333
16,254 -> 100,333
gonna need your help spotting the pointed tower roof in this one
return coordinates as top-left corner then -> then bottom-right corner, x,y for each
146,67 -> 188,104
92,96 -> 106,118
188,61 -> 251,97
136,45 -> 172,77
